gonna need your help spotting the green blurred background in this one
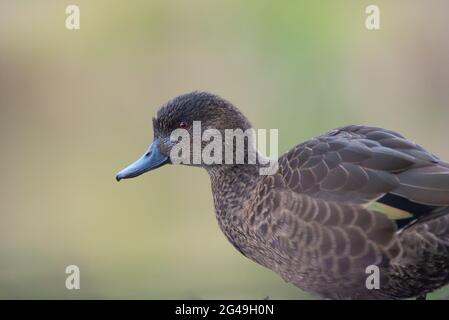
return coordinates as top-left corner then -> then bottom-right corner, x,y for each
1,1 -> 448,299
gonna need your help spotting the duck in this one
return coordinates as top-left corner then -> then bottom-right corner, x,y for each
116,91 -> 449,300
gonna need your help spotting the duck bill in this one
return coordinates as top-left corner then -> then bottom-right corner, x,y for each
116,139 -> 170,181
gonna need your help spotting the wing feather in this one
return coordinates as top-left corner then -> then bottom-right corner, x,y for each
276,125 -> 449,223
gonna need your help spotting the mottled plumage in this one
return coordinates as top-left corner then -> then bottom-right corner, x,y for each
117,92 -> 449,299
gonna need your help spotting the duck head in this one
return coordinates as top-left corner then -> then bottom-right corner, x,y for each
116,91 -> 253,181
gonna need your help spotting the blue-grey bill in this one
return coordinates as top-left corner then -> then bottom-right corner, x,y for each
116,139 -> 170,181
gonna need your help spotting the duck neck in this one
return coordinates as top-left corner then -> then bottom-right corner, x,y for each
206,163 -> 261,226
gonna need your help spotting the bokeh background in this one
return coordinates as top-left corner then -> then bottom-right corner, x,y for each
1,0 -> 449,299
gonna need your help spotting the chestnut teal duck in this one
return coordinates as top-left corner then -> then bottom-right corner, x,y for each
116,91 -> 449,300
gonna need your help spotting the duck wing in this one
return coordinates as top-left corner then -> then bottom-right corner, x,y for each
247,172 -> 449,299
276,125 -> 449,227
246,174 -> 400,299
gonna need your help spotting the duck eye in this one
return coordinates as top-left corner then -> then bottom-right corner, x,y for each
178,122 -> 188,129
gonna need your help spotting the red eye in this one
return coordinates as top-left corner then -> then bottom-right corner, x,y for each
178,122 -> 188,129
